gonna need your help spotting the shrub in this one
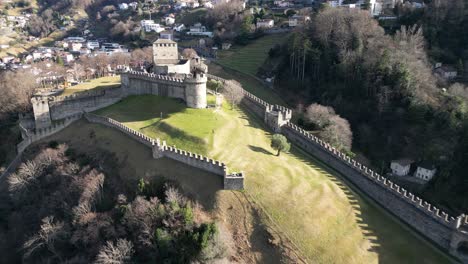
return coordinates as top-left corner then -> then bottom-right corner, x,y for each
48,141 -> 59,149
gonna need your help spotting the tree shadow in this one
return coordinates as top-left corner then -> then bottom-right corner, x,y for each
248,145 -> 273,156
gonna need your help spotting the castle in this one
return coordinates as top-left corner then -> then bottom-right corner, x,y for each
9,40 -> 468,262
31,39 -> 209,130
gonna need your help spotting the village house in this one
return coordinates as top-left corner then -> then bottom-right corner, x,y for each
87,40 -> 100,50
173,24 -> 186,32
390,159 -> 413,176
69,42 -> 83,52
164,15 -> 176,26
256,19 -> 274,29
288,15 -> 310,27
222,43 -> 232,50
204,2 -> 214,8
175,2 -> 187,10
129,2 -> 138,9
187,23 -> 213,37
118,3 -> 129,10
414,162 -> 437,181
188,1 -> 200,8
160,30 -> 174,40
435,64 -> 458,80
274,0 -> 293,7
141,20 -> 165,33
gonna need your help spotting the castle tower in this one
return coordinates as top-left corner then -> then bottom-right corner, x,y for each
153,39 -> 179,65
185,71 -> 207,109
31,97 -> 52,129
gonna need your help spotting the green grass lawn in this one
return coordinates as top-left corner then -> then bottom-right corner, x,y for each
95,95 -> 225,155
92,94 -> 453,264
61,76 -> 121,96
216,34 -> 286,76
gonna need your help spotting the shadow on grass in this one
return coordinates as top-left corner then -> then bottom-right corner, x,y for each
95,95 -> 186,123
248,145 -> 273,156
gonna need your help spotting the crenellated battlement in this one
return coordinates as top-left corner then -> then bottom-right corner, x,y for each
17,113 -> 83,153
125,71 -> 185,83
84,113 -> 244,190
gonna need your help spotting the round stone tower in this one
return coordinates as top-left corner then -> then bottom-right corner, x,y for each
184,71 -> 207,109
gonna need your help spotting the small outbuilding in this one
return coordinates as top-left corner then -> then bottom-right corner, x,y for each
414,161 -> 437,181
390,159 -> 413,176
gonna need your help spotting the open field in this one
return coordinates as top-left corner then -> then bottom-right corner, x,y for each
91,94 -> 452,263
216,34 -> 286,76
61,76 -> 121,96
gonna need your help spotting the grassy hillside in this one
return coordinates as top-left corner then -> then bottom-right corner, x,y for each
92,94 -> 453,263
217,34 -> 285,76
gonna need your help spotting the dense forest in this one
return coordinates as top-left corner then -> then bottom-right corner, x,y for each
0,143 -> 229,263
268,7 -> 468,213
397,0 -> 468,65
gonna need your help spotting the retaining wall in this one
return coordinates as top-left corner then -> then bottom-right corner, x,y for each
83,113 -> 244,190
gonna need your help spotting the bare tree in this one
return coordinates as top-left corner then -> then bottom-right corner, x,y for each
222,80 -> 244,109
23,216 -> 68,260
319,115 -> 353,151
305,103 -> 335,129
95,239 -> 134,264
0,69 -> 37,115
131,47 -> 153,65
182,48 -> 198,59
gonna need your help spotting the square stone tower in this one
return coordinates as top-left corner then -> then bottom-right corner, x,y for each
153,39 -> 179,65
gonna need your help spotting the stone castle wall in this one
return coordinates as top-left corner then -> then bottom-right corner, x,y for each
33,70 -> 208,126
83,113 -> 244,190
18,113 -> 83,153
206,74 -> 468,259
281,122 -> 456,248
49,87 -> 123,120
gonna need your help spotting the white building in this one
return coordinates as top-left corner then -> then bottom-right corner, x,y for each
390,159 -> 412,176
256,19 -> 274,29
118,3 -> 129,10
69,42 -> 83,52
188,1 -> 200,8
164,16 -> 176,26
173,24 -> 186,32
141,20 -> 165,32
415,162 -> 437,181
87,41 -> 100,50
187,23 -> 214,37
128,2 -> 138,9
204,2 -> 214,8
